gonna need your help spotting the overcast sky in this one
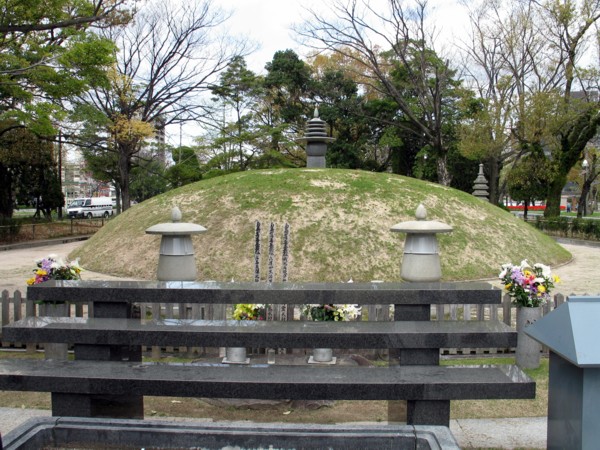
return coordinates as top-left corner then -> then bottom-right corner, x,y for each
218,0 -> 318,73
166,0 -> 468,146
218,0 -> 467,73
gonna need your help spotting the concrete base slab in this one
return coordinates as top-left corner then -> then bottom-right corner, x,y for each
450,417 -> 546,449
2,417 -> 460,450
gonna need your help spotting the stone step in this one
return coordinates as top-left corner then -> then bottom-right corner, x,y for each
4,317 -> 517,349
0,359 -> 535,401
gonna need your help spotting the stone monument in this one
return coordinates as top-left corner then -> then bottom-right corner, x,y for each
390,204 -> 453,282
296,106 -> 335,168
145,206 -> 206,281
472,163 -> 489,201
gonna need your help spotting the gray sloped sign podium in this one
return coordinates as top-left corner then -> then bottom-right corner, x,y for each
525,296 -> 600,450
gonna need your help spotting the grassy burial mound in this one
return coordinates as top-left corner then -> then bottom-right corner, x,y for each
71,169 -> 571,282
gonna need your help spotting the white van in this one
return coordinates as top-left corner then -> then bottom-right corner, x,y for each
67,197 -> 113,219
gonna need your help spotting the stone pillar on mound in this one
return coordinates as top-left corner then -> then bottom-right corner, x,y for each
296,106 -> 335,168
390,204 -> 453,283
145,206 -> 206,281
472,163 -> 489,201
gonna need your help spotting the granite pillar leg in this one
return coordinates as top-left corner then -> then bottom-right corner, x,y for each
393,305 -> 431,322
407,400 -> 450,427
51,393 -> 143,419
92,301 -> 131,319
388,304 -> 435,423
42,303 -> 69,361
55,300 -> 144,419
88,301 -> 142,362
393,348 -> 439,365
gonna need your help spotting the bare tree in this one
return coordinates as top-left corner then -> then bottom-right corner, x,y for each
457,1 -> 541,203
296,0 -> 459,185
75,0 -> 249,210
459,0 -> 600,215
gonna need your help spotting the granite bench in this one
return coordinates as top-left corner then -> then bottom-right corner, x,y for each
0,280 -> 535,427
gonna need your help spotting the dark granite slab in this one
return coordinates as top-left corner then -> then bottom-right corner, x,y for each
0,359 -> 535,400
4,317 -> 517,349
27,280 -> 501,305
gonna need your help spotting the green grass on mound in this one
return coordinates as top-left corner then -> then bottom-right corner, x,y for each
71,169 -> 571,282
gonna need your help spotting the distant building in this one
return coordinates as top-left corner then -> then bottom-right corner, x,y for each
61,161 -> 115,206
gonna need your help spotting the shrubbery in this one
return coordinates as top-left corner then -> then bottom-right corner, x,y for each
533,216 -> 600,240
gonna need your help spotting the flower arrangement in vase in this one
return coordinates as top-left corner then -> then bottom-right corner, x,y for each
232,303 -> 267,321
225,304 -> 268,364
498,260 -> 560,307
303,304 -> 361,363
27,254 -> 83,287
302,304 -> 361,322
26,254 -> 82,360
499,260 -> 560,369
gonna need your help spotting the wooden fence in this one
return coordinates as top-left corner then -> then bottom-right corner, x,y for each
0,288 -> 572,356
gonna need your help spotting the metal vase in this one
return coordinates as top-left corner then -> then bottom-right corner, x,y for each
41,302 -> 69,361
313,348 -> 333,363
226,347 -> 247,363
516,306 -> 542,369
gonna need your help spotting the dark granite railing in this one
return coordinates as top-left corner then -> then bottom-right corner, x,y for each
1,283 -> 568,355
26,280 -> 501,305
0,280 -> 535,428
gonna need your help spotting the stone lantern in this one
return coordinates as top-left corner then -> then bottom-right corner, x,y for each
390,204 -> 453,282
296,106 -> 335,168
145,206 -> 206,281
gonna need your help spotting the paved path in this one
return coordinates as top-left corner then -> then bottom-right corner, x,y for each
0,240 -> 139,295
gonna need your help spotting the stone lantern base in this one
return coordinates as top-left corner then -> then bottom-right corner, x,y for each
401,254 -> 443,282
157,254 -> 197,281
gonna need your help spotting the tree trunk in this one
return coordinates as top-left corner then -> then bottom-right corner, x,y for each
0,164 -> 13,218
119,147 -> 131,211
544,174 -> 567,218
577,176 -> 596,218
545,111 -> 600,218
436,152 -> 452,186
114,183 -> 122,215
486,157 -> 501,205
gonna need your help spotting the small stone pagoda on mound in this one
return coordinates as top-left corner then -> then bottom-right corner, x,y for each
296,107 -> 335,168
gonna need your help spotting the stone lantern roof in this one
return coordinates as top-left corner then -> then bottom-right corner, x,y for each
146,207 -> 207,236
